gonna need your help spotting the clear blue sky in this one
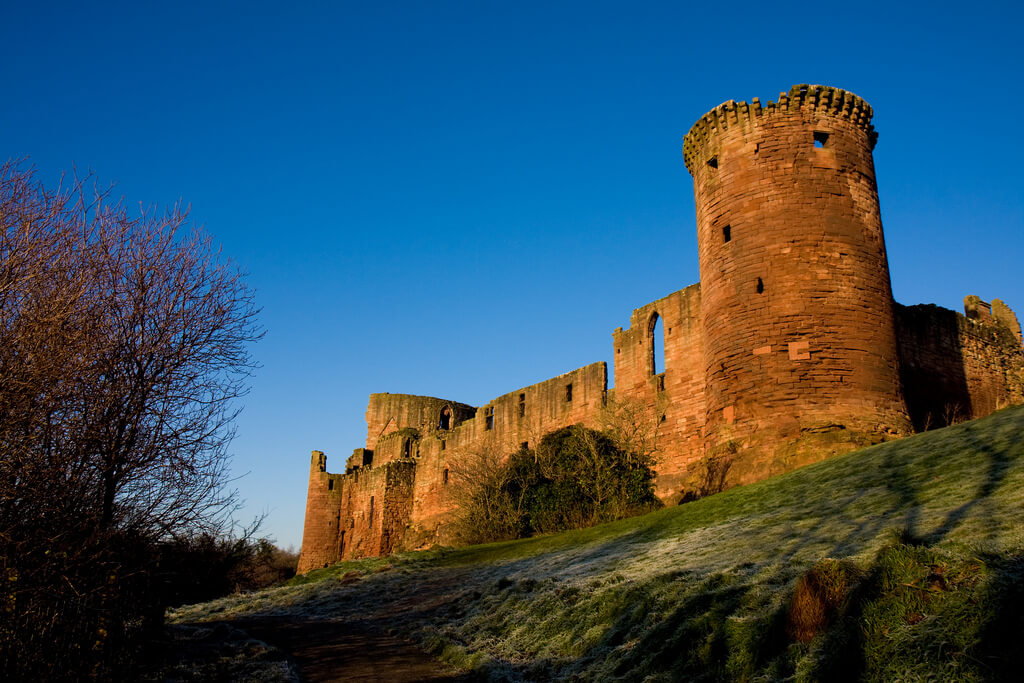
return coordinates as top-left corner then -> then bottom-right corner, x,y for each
3,2 -> 1022,549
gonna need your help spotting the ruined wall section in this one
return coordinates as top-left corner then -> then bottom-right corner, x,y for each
332,458 -> 417,561
683,84 -> 911,484
298,445 -> 419,569
380,461 -> 417,556
334,464 -> 384,560
364,394 -> 474,450
345,448 -> 372,474
896,297 -> 1024,431
372,428 -> 421,467
612,284 -> 704,501
299,364 -> 610,567
403,362 -> 608,548
296,451 -> 344,574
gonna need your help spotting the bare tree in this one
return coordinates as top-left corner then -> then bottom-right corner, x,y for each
0,160 -> 261,677
446,439 -> 531,544
597,392 -> 662,468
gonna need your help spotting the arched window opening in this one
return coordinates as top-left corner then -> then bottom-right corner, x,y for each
439,406 -> 451,430
650,313 -> 666,375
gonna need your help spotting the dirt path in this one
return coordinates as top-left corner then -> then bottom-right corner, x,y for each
231,615 -> 472,682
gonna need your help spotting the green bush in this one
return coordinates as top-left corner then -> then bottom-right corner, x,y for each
455,425 -> 661,544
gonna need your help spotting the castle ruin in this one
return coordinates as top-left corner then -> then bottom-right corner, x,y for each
297,85 -> 1024,573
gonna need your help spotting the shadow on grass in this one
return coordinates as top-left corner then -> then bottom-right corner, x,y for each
813,407 -> 1023,562
253,408 -> 1024,682
442,408 -> 1024,681
460,545 -> 1024,682
972,552 -> 1024,681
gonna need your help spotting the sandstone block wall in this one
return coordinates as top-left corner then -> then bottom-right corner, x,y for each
897,298 -> 1024,431
611,284 -> 705,500
296,451 -> 343,573
365,393 -> 474,450
298,363 -> 608,567
683,84 -> 911,482
404,362 -> 608,546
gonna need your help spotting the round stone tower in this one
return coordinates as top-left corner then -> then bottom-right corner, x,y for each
682,84 -> 910,479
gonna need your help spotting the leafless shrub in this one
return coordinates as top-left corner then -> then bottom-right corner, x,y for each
598,393 -> 661,468
0,160 -> 261,678
942,402 -> 966,427
446,441 -> 526,545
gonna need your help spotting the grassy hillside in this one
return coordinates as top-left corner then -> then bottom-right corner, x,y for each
172,405 -> 1024,681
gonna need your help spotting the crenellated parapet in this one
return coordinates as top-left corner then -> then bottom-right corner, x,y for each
682,84 -> 876,174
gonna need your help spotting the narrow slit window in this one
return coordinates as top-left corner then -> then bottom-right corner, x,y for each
439,406 -> 451,430
518,393 -> 526,418
723,225 -> 731,243
485,406 -> 494,430
756,277 -> 765,294
650,313 -> 665,375
814,131 -> 829,148
328,479 -> 334,491
565,383 -> 573,402
369,496 -> 374,524
440,439 -> 446,451
442,468 -> 449,485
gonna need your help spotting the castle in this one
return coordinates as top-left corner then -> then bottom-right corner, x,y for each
297,85 -> 1024,573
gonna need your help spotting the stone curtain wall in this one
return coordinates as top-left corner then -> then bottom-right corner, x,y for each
298,364 -> 608,567
897,299 -> 1024,431
683,84 -> 911,482
297,85 -> 1024,571
405,362 -> 608,547
611,284 -> 705,501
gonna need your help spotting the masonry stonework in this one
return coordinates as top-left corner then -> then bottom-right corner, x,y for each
683,85 -> 912,483
297,85 -> 1024,574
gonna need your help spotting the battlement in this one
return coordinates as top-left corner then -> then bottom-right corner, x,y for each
682,84 -> 876,174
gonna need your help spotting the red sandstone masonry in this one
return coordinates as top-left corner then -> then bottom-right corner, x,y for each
405,363 -> 608,546
297,85 -> 1024,571
611,284 -> 704,500
296,451 -> 343,573
298,364 -> 608,566
365,394 -> 474,451
684,84 -> 911,480
897,299 -> 1024,431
